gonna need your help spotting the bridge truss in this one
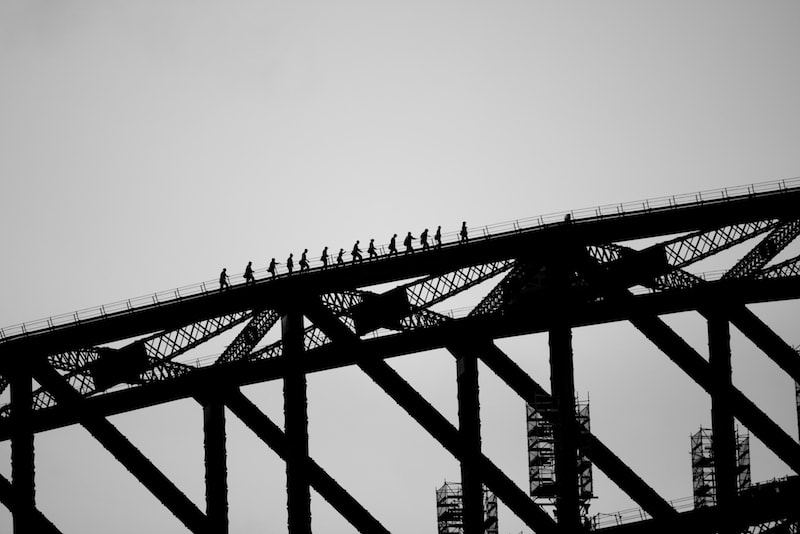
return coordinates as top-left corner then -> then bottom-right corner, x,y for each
1,181 -> 800,533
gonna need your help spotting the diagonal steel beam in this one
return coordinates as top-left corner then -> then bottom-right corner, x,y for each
0,312 -> 252,418
714,306 -> 800,384
245,262 -> 514,362
358,356 -> 557,533
223,390 -> 391,534
31,362 -> 207,534
474,341 -> 676,518
723,219 -> 800,280
589,238 -> 800,387
0,473 -> 63,534
302,302 -> 558,533
631,314 -> 800,474
215,309 -> 280,366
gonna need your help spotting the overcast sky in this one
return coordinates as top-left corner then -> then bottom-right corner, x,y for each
1,2 -> 799,533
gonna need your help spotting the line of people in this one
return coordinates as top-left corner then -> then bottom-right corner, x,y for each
219,221 -> 470,291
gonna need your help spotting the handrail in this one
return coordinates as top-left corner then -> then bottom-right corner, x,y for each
589,476 -> 796,529
1,176 -> 798,343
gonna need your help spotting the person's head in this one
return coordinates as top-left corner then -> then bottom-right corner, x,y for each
393,233 -> 397,238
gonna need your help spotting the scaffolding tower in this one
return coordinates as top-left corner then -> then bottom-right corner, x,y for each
435,481 -> 498,534
527,395 -> 594,516
691,427 -> 751,508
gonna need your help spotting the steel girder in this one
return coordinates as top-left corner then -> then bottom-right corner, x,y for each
0,311 -> 250,418
1,184 -> 800,533
30,362 -> 208,534
222,390 -> 391,534
302,300 -> 559,533
0,474 -> 62,534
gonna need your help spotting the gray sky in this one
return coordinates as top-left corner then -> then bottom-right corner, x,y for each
1,1 -> 799,532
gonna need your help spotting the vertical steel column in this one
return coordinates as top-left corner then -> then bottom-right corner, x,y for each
283,311 -> 311,534
549,325 -> 580,531
203,399 -> 228,534
708,316 -> 736,533
10,372 -> 34,534
796,380 -> 800,443
456,349 -> 482,534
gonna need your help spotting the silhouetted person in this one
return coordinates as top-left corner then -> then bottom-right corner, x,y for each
388,234 -> 398,255
564,213 -> 572,223
286,253 -> 294,274
460,221 -> 468,243
267,258 -> 278,277
367,238 -> 377,259
299,249 -> 310,271
435,226 -> 442,248
352,240 -> 362,262
219,268 -> 230,291
337,248 -> 344,265
404,231 -> 415,253
420,228 -> 429,250
321,246 -> 329,267
244,261 -> 255,285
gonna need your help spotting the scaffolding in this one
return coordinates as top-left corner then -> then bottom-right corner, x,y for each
691,428 -> 716,508
526,395 -> 594,516
691,427 -> 752,508
435,481 -> 498,534
576,399 -> 594,509
736,430 -> 751,492
527,394 -> 556,500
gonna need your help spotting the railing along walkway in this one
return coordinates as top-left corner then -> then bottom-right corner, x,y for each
1,177 -> 798,342
589,476 -> 797,530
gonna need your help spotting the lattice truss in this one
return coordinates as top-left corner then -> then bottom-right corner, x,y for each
4,213 -> 800,414
0,259 -> 514,415
747,519 -> 800,534
0,214 -> 796,427
2,191 -> 800,533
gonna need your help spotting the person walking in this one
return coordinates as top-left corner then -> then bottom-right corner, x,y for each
420,228 -> 430,250
219,268 -> 230,291
244,261 -> 255,285
388,234 -> 398,255
435,225 -> 442,248
321,246 -> 329,268
267,258 -> 278,277
460,221 -> 469,243
367,238 -> 378,259
337,248 -> 345,265
404,231 -> 415,253
286,253 -> 294,274
299,249 -> 310,271
352,240 -> 363,262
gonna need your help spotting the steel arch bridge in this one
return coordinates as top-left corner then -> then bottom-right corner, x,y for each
2,179 -> 800,533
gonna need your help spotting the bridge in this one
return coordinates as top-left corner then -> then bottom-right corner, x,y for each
1,178 -> 800,533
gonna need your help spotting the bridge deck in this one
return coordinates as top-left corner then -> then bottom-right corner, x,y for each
1,176 -> 800,361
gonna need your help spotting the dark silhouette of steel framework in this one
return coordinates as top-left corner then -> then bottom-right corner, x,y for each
2,180 -> 800,533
